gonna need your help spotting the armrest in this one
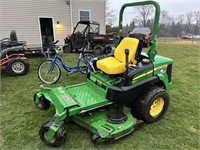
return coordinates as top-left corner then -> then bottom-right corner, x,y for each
128,63 -> 154,79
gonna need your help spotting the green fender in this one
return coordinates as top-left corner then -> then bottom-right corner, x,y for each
39,86 -> 68,118
156,73 -> 171,91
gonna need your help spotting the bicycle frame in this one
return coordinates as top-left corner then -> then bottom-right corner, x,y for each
49,52 -> 94,73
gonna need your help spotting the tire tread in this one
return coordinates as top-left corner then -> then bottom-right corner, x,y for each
132,86 -> 170,123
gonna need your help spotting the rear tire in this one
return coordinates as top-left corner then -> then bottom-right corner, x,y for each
62,44 -> 72,53
104,45 -> 112,54
93,45 -> 104,56
6,59 -> 29,76
131,86 -> 170,123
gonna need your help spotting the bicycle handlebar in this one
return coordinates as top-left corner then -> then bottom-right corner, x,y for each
50,40 -> 59,45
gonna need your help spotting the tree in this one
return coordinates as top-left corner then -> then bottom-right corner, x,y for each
122,20 -> 135,36
128,20 -> 135,32
170,21 -> 178,37
158,10 -> 172,37
185,12 -> 193,34
134,5 -> 154,27
177,15 -> 185,25
176,15 -> 185,35
193,11 -> 200,34
105,0 -> 117,27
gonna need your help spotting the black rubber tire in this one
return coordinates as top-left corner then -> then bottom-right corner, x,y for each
39,120 -> 66,147
104,45 -> 112,54
131,86 -> 170,124
92,134 -> 101,144
34,93 -> 50,110
93,45 -> 104,56
6,59 -> 29,76
10,30 -> 18,42
62,44 -> 72,53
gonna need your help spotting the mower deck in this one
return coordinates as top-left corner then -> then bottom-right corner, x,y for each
72,107 -> 135,143
37,74 -> 136,143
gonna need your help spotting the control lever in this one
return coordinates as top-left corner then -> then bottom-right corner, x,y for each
125,49 -> 129,69
124,49 -> 129,85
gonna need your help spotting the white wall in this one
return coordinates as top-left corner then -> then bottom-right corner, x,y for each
71,0 -> 106,34
0,0 -> 71,45
0,0 -> 106,45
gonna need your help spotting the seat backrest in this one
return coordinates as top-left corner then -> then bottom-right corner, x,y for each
10,30 -> 18,42
135,38 -> 143,61
114,37 -> 139,64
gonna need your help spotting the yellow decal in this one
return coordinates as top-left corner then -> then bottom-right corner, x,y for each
133,65 -> 168,81
154,65 -> 168,71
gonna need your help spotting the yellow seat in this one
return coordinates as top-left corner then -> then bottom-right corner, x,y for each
97,37 -> 139,74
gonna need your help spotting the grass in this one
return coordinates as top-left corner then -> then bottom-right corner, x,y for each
1,42 -> 200,149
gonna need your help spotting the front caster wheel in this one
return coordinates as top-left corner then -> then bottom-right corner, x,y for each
39,120 -> 66,147
92,134 -> 101,143
34,93 -> 50,110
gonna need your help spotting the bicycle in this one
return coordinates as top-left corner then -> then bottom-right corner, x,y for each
38,40 -> 95,84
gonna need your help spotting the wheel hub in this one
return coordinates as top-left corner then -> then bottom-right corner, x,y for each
150,97 -> 164,117
12,61 -> 25,73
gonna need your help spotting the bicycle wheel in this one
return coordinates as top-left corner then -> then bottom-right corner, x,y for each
79,54 -> 94,74
38,60 -> 61,84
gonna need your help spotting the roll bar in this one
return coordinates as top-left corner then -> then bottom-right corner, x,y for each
117,0 -> 160,62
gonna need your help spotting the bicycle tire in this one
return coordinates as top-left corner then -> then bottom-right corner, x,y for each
38,60 -> 61,84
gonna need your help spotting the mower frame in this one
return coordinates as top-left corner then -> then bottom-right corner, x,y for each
34,0 -> 173,147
